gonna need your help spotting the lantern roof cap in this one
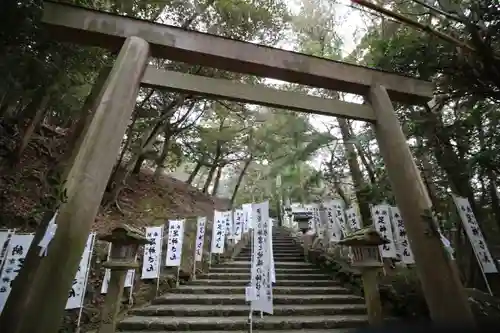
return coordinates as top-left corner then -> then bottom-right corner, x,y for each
99,224 -> 151,244
337,227 -> 390,246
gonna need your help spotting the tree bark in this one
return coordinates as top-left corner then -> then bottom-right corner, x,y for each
154,133 -> 171,181
230,157 -> 252,205
203,163 -> 218,193
186,160 -> 203,185
211,166 -> 223,196
338,118 -> 372,226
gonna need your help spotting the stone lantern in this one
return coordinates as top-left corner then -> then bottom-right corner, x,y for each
97,224 -> 150,333
337,227 -> 389,326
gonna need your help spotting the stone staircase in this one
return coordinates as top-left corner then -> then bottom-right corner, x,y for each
118,227 -> 368,332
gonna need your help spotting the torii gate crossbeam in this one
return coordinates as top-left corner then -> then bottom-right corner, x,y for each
41,1 -> 432,104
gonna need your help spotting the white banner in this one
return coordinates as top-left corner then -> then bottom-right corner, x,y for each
101,243 -> 135,294
166,220 -> 185,267
224,210 -> 233,240
371,205 -> 398,258
195,217 -> 206,261
66,233 -> 96,309
345,207 -> 362,231
452,195 -> 497,273
233,209 -> 243,243
390,207 -> 415,264
211,210 -> 226,254
242,203 -> 253,231
268,219 -> 275,283
0,234 -> 34,314
323,200 -> 342,242
141,226 -> 163,279
250,201 -> 273,315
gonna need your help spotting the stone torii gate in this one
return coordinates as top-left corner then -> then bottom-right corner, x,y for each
2,1 -> 475,332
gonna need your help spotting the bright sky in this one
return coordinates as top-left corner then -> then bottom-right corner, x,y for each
267,0 -> 367,170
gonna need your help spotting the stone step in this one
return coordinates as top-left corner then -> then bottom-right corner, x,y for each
215,261 -> 314,269
152,294 -> 365,305
189,279 -> 341,287
209,267 -> 320,274
234,255 -> 304,261
129,303 -> 366,317
173,285 -> 350,295
118,314 -> 368,331
199,273 -> 329,280
239,249 -> 303,254
119,330 -> 357,333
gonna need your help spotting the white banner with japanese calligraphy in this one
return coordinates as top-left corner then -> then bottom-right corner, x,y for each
101,243 -> 135,294
223,210 -> 233,240
242,203 -> 252,232
250,201 -> 273,315
166,220 -> 185,267
141,226 -> 163,279
323,200 -> 342,242
195,217 -> 206,262
211,210 -> 225,254
0,234 -> 34,314
452,195 -> 497,273
345,207 -> 362,231
66,232 -> 96,310
233,209 -> 243,243
0,230 -> 14,269
371,205 -> 398,258
389,207 -> 415,264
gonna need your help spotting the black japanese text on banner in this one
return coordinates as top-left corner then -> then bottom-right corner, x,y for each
242,203 -> 253,231
250,200 -> 273,315
345,207 -> 361,231
452,195 -> 498,273
323,200 -> 341,242
66,233 -> 96,309
371,204 -> 398,259
0,230 -> 14,269
166,220 -> 185,267
233,209 -> 243,242
211,210 -> 226,254
389,207 -> 415,264
195,217 -> 206,262
141,226 -> 163,279
224,210 -> 233,240
0,234 -> 34,314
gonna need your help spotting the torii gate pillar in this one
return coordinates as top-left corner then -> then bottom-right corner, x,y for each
369,84 -> 475,326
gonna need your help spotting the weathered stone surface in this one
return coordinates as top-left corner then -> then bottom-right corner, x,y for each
119,329 -> 358,333
172,285 -> 350,295
119,315 -> 368,331
188,278 -> 342,287
130,304 -> 367,317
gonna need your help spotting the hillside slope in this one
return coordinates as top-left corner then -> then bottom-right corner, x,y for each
0,121 -> 231,331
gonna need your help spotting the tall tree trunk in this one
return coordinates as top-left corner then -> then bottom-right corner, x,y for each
350,123 -> 376,184
132,154 -> 145,174
211,166 -> 223,196
203,163 -> 218,193
186,160 -> 203,185
153,135 -> 171,181
230,157 -> 252,205
338,118 -> 372,226
14,95 -> 51,163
